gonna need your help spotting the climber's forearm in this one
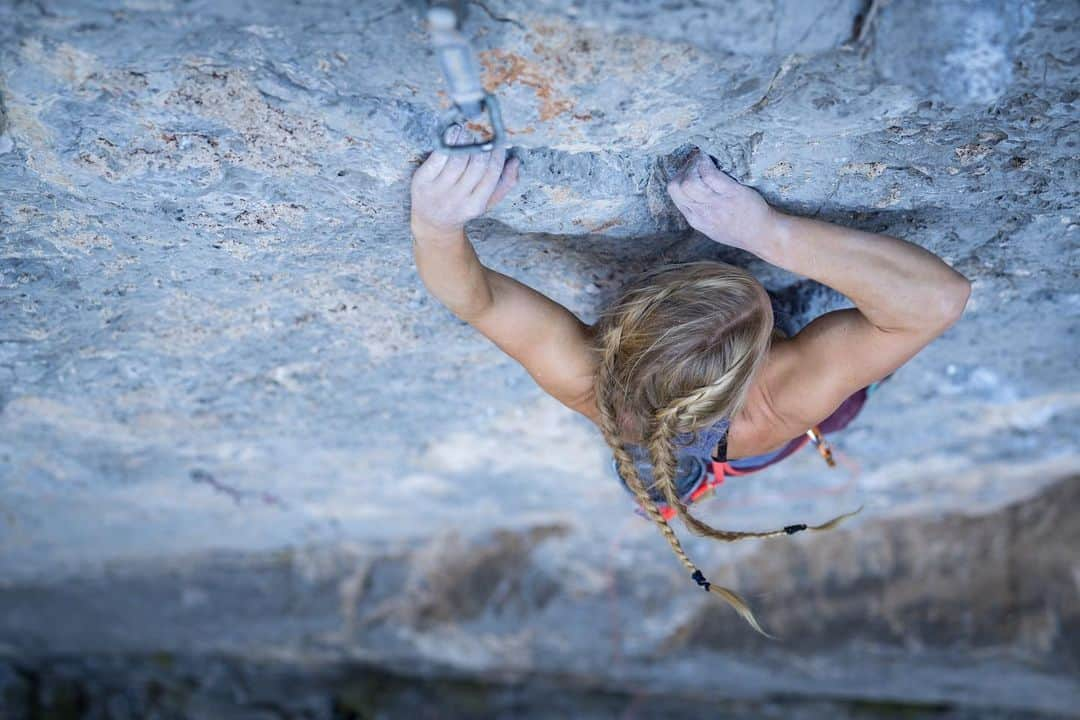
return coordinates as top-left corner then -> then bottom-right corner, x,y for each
411,223 -> 494,320
666,151 -> 968,335
758,212 -> 971,334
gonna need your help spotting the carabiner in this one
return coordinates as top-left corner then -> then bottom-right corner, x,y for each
436,93 -> 507,154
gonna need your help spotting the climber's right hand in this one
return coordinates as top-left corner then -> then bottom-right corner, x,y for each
410,125 -> 520,240
666,149 -> 777,257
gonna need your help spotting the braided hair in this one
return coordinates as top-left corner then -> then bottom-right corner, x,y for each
592,260 -> 858,635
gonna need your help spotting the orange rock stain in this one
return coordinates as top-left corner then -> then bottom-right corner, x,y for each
479,48 -> 575,121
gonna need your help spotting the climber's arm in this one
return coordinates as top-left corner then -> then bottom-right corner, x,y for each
667,150 -> 971,430
412,226 -> 599,416
756,214 -> 970,427
410,134 -> 600,419
464,267 -> 600,417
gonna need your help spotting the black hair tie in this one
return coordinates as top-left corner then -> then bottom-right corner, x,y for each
691,569 -> 711,592
784,523 -> 808,535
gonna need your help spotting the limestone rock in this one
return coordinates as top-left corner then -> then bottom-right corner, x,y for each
0,0 -> 1077,714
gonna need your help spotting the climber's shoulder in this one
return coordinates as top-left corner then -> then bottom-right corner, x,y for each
761,306 -> 955,432
725,342 -> 807,458
744,329 -> 846,436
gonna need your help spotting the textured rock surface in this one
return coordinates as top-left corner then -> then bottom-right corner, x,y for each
1,0 -> 1078,715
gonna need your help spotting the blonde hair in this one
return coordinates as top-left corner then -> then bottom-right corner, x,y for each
592,260 -> 856,636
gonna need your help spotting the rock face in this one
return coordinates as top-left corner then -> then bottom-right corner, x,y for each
0,0 -> 1077,716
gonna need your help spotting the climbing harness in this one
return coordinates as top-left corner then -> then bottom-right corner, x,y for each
616,374 -> 894,522
627,422 -> 837,522
426,1 -> 507,154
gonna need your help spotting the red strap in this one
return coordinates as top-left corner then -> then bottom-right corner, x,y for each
652,465 -> 726,522
648,424 -> 839,521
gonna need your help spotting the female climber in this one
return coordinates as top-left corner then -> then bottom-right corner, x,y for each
408,127 -> 971,634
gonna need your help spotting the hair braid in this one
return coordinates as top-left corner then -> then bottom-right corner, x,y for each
650,395 -> 861,544
595,324 -> 773,637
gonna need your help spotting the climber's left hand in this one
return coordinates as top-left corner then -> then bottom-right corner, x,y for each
410,125 -> 520,239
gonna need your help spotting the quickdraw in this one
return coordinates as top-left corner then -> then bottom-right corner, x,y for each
805,426 -> 836,467
426,1 -> 507,154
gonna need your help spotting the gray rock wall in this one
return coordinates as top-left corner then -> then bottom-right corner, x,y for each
1,0 -> 1077,715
